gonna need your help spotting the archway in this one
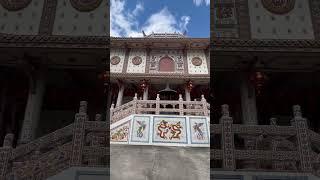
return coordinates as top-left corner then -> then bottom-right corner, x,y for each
159,57 -> 175,72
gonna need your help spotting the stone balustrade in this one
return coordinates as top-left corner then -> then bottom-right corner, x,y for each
110,93 -> 210,123
0,101 -> 108,180
212,104 -> 320,177
3,100 -> 320,178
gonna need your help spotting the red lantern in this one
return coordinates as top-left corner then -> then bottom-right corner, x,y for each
250,71 -> 268,95
139,79 -> 149,91
186,80 -> 193,92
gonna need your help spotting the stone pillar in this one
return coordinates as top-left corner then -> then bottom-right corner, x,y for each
239,73 -> 259,169
19,69 -> 46,144
106,85 -> 112,121
185,87 -> 191,102
116,81 -> 124,107
220,105 -> 235,170
70,101 -> 87,166
291,105 -> 313,172
185,80 -> 193,101
143,85 -> 149,100
0,134 -> 14,179
240,73 -> 258,125
0,83 -> 7,135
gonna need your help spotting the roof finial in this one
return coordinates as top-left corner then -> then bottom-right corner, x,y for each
183,30 -> 187,36
142,30 -> 146,37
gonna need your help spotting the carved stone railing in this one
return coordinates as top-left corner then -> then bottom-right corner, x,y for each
0,101 -> 108,180
212,104 -> 320,177
110,93 -> 210,124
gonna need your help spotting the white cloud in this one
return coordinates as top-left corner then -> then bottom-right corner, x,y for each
110,0 -> 191,37
133,2 -> 144,16
193,0 -> 210,6
179,16 -> 191,32
110,0 -> 140,37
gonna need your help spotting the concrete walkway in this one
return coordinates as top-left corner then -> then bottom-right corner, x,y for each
110,145 -> 210,180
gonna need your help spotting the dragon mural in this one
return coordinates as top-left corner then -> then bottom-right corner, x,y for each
111,125 -> 129,142
157,120 -> 183,140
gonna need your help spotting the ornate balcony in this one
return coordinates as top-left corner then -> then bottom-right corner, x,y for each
110,93 -> 210,124
212,104 -> 320,177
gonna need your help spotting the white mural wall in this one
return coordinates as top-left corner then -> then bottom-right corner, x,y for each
110,49 -> 126,73
126,49 -> 147,73
187,50 -> 209,75
248,0 -> 315,39
110,114 -> 210,147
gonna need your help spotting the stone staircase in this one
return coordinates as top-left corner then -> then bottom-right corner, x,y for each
211,104 -> 320,178
0,101 -> 108,180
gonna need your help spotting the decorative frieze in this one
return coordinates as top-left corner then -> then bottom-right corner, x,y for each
149,49 -> 184,74
248,0 -> 315,39
187,50 -> 209,74
110,49 -> 126,73
213,0 -> 239,38
110,115 -> 210,147
126,49 -> 146,73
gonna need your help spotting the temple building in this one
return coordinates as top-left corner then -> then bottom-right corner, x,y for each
212,0 -> 320,179
0,0 -> 109,179
109,32 -> 211,180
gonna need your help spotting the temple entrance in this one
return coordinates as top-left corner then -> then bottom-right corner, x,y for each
158,83 -> 178,115
158,83 -> 178,100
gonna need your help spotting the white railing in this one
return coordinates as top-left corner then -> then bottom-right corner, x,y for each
110,93 -> 210,123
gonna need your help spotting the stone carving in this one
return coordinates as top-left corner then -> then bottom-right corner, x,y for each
131,116 -> 150,143
132,56 -> 142,65
110,56 -> 121,65
311,0 -> 320,17
0,102 -> 108,179
190,118 -> 209,144
191,57 -> 203,66
216,7 -> 234,19
2,133 -> 14,147
261,0 -> 296,15
157,120 -> 182,140
0,0 -> 31,11
110,122 -> 130,142
70,0 -> 103,12
149,50 -> 184,73
213,1 -> 239,38
153,117 -> 187,143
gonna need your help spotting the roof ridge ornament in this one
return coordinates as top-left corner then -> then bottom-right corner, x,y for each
144,31 -> 186,38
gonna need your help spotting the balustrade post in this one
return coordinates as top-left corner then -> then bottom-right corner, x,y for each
178,94 -> 183,115
133,93 -> 138,114
0,133 -> 14,179
291,105 -> 313,172
201,95 -> 208,116
70,101 -> 88,166
110,104 -> 114,123
220,105 -> 235,170
156,94 -> 160,115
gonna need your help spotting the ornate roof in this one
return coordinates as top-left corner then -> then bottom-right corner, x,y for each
211,39 -> 320,53
144,32 -> 186,38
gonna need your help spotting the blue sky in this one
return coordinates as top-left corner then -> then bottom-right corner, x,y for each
110,0 -> 210,38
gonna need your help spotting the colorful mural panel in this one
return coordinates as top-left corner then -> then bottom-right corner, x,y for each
131,116 -> 150,143
110,121 -> 130,142
153,116 -> 187,144
190,117 -> 209,144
